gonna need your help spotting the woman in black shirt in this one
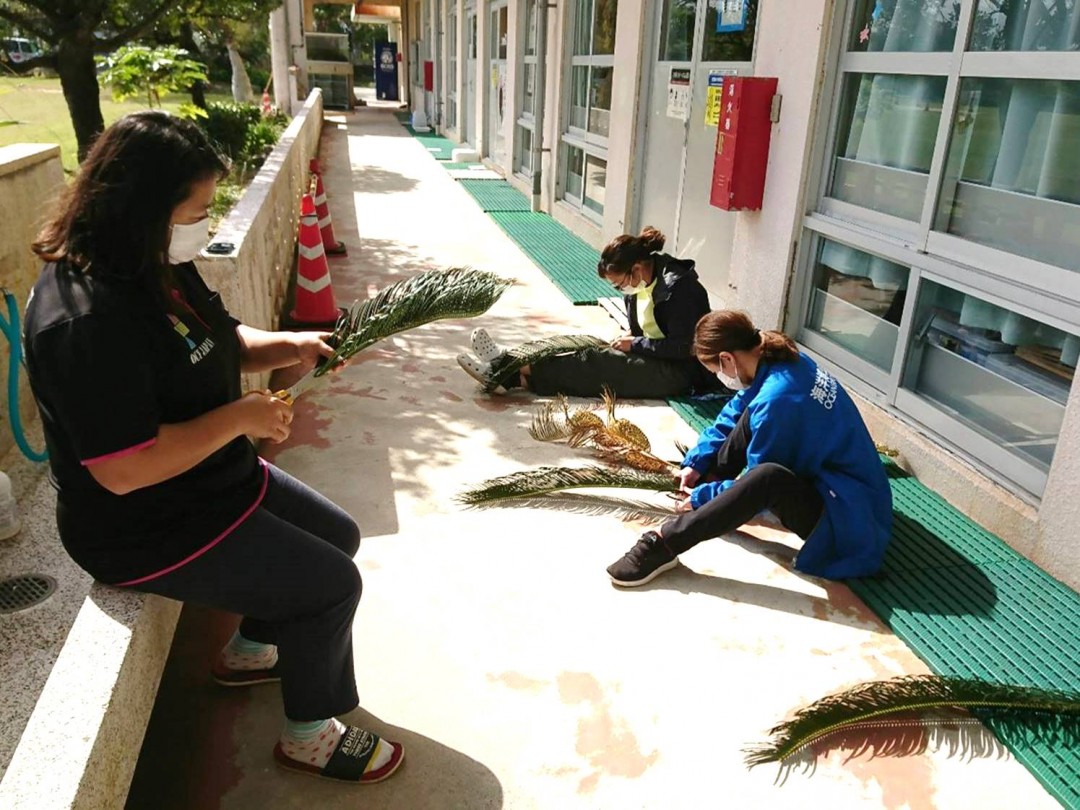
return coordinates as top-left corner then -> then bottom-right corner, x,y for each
23,112 -> 403,784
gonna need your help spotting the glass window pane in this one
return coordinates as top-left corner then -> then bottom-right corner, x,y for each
830,72 -> 947,221
702,0 -> 758,62
971,0 -> 1080,52
849,0 -> 960,52
489,7 -> 509,59
588,66 -> 613,137
575,0 -> 594,55
807,238 -> 909,370
905,280 -> 1077,471
659,0 -> 696,61
517,125 -> 534,174
934,78 -> 1080,271
522,63 -> 536,117
565,145 -> 585,199
584,154 -> 607,214
525,0 -> 538,55
570,66 -> 589,130
593,0 -> 618,55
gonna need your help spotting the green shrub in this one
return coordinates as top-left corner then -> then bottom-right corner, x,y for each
248,68 -> 270,93
242,119 -> 283,164
202,100 -> 262,160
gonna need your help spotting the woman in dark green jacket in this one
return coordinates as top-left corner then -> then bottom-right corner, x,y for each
457,227 -> 723,399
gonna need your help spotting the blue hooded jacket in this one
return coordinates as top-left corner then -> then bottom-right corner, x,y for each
682,353 -> 893,579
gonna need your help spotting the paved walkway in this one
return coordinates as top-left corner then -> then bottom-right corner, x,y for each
125,110 -> 1058,810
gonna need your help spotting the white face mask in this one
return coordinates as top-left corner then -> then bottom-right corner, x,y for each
619,281 -> 648,295
168,218 -> 210,264
716,356 -> 748,391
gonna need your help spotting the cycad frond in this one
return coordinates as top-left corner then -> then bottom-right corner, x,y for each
600,387 -> 651,451
464,491 -> 677,522
457,465 -> 679,506
745,675 -> 1080,770
483,334 -> 607,392
528,396 -> 582,442
315,267 -> 513,376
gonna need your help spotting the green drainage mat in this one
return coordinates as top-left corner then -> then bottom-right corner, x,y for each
666,396 -> 726,434
459,179 -> 531,212
847,462 -> 1080,807
398,123 -> 457,160
670,396 -> 1080,806
488,211 -> 611,305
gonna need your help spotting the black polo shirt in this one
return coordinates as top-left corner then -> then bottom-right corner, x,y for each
23,261 -> 266,585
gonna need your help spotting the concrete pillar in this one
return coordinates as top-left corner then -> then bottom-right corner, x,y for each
502,0 -> 519,173
601,0 -> 648,240
269,6 -> 291,112
475,1 -> 489,157
287,0 -> 309,114
725,0 -> 834,327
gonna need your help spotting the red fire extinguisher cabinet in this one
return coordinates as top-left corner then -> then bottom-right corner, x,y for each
709,77 -> 778,211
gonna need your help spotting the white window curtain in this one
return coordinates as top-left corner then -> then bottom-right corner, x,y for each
929,285 -> 1080,365
973,0 -> 1080,51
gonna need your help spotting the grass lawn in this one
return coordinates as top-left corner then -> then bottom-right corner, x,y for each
0,76 -> 231,174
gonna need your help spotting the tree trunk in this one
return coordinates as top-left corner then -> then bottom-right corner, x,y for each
56,32 -> 105,162
227,41 -> 255,103
180,21 -> 208,109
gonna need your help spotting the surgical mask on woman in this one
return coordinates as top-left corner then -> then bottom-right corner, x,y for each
168,218 -> 211,264
716,355 -> 748,391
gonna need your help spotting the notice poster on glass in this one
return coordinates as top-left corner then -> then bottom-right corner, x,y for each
717,0 -> 749,33
704,69 -> 737,126
667,67 -> 692,120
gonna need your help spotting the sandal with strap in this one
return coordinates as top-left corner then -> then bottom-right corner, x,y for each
273,726 -> 405,784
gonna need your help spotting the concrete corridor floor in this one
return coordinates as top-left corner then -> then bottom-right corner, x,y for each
124,110 -> 1060,810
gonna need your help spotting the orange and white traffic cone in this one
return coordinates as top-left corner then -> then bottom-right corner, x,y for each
310,158 -> 347,256
289,193 -> 340,326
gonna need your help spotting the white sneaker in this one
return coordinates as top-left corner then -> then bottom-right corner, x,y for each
456,353 -> 492,384
470,328 -> 506,363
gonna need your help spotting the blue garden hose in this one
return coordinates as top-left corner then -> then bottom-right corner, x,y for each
0,289 -> 47,462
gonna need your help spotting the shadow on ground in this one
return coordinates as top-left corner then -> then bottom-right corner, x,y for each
126,605 -> 504,810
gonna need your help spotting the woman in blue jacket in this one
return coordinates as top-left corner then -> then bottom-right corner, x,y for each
457,227 -> 722,398
606,310 -> 893,586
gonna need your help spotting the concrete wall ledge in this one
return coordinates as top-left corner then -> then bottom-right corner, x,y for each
196,89 -> 325,392
0,143 -> 60,180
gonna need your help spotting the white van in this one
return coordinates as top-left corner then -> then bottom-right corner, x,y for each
3,38 -> 43,64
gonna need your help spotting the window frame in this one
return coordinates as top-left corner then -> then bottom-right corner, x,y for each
791,0 -> 1080,498
558,0 -> 616,221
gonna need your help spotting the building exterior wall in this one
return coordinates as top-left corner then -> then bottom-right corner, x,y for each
417,0 -> 1079,592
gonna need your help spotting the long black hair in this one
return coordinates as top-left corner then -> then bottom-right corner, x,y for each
33,111 -> 229,291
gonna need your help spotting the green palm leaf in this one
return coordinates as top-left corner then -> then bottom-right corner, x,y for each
745,675 -> 1080,770
314,266 -> 513,377
457,465 -> 679,506
483,334 -> 607,393
465,491 -> 677,522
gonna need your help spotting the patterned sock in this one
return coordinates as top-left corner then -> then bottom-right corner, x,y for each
280,718 -> 393,771
220,629 -> 278,671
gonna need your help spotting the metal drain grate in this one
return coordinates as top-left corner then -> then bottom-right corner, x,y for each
0,574 -> 56,613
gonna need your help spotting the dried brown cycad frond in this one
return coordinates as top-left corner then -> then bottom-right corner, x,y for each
529,397 -> 573,443
599,386 -> 651,451
611,447 -> 679,475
